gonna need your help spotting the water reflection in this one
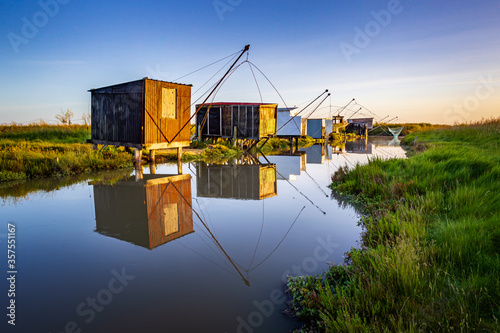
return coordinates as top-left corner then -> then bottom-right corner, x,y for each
300,144 -> 325,164
196,160 -> 277,200
0,137 -> 406,333
262,152 -> 306,181
345,138 -> 373,154
92,174 -> 194,250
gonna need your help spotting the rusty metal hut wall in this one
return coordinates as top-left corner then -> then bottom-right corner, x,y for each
195,103 -> 277,140
144,79 -> 192,149
90,78 -> 192,149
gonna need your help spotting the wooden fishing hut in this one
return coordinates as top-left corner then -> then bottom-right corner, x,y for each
195,102 -> 278,143
91,174 -> 193,250
330,116 -> 348,134
88,78 -> 192,162
346,117 -> 374,137
304,118 -> 330,139
196,162 -> 277,200
276,107 -> 302,151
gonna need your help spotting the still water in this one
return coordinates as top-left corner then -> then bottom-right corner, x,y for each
1,138 -> 405,333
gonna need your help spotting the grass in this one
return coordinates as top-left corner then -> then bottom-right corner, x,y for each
370,122 -> 449,136
0,123 -> 91,143
0,124 -> 132,182
286,118 -> 500,332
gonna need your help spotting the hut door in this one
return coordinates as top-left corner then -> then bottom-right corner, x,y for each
163,203 -> 179,236
161,88 -> 177,119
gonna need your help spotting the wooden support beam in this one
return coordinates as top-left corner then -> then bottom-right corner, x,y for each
134,148 -> 142,163
150,150 -> 156,163
92,144 -> 98,151
177,147 -> 183,174
233,126 -> 237,147
149,161 -> 156,175
135,165 -> 143,181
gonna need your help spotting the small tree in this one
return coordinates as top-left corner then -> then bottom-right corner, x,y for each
82,112 -> 91,126
55,109 -> 74,125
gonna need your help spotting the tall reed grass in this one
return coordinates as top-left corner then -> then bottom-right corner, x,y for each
287,118 -> 500,332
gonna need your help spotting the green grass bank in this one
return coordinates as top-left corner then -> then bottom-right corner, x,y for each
286,119 -> 500,332
0,124 -> 131,182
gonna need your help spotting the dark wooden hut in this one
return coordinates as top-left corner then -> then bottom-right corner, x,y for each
89,78 -> 192,156
346,117 -> 373,137
195,103 -> 278,141
347,117 -> 374,129
92,174 -> 193,250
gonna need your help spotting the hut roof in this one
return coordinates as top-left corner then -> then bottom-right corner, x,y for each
89,77 -> 192,92
198,102 -> 276,106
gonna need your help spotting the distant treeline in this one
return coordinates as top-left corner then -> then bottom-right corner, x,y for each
369,122 -> 449,136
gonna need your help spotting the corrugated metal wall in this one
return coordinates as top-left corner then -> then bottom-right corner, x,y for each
144,80 -> 192,145
258,105 -> 277,138
91,80 -> 144,144
196,104 -> 277,140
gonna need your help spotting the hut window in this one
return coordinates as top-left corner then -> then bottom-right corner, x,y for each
161,88 -> 177,119
163,203 -> 179,236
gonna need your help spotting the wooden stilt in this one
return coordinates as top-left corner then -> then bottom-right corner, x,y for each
150,150 -> 156,163
92,144 -> 98,151
135,165 -> 143,181
233,126 -> 237,147
149,161 -> 156,175
177,147 -> 183,174
134,148 -> 142,163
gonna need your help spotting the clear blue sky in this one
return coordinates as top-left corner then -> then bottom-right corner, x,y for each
1,0 -> 499,124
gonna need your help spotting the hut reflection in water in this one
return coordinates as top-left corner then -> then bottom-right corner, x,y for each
91,174 -> 193,250
196,161 -> 277,200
